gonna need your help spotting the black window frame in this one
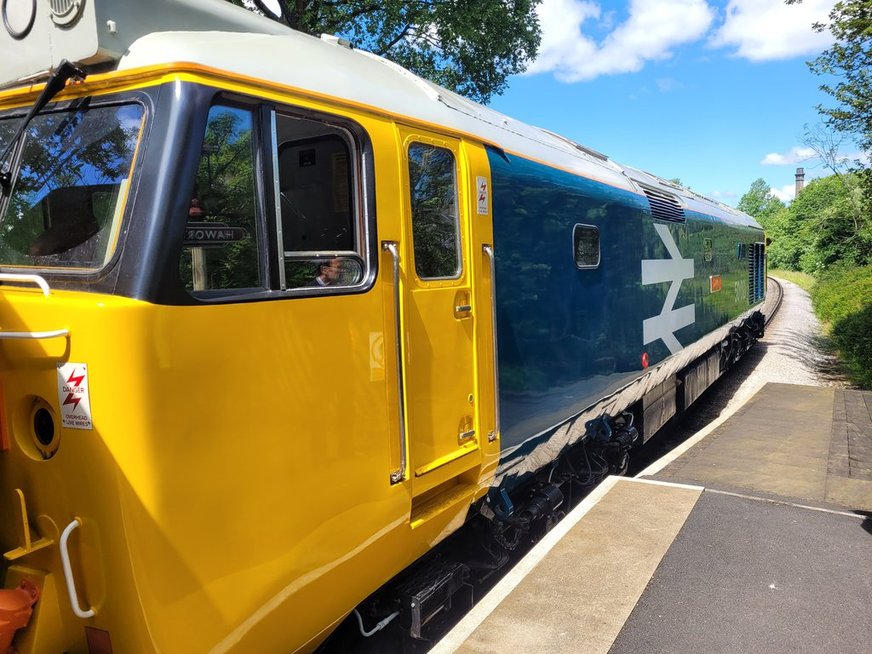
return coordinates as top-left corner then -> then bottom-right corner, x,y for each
0,90 -> 152,281
572,223 -> 601,269
171,90 -> 377,304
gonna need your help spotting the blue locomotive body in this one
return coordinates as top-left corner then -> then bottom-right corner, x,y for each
489,150 -> 765,486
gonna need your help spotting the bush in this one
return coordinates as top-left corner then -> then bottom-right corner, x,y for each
831,304 -> 872,388
812,265 -> 872,388
812,265 -> 872,323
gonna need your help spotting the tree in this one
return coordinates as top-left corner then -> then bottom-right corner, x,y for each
737,178 -> 785,224
790,0 -> 871,204
763,173 -> 871,273
792,173 -> 871,271
801,122 -> 869,250
228,0 -> 542,103
803,0 -> 872,156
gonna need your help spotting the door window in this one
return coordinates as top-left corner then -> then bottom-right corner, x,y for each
408,143 -> 461,280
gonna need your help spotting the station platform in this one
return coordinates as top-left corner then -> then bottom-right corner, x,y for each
432,383 -> 872,654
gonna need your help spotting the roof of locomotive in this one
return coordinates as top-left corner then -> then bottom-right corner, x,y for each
1,0 -> 756,229
117,29 -> 760,229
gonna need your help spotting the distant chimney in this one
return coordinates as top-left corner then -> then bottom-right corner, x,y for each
795,167 -> 805,197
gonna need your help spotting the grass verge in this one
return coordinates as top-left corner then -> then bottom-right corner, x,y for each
811,265 -> 872,389
769,268 -> 816,293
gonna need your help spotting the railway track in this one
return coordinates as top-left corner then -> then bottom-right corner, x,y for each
764,276 -> 783,326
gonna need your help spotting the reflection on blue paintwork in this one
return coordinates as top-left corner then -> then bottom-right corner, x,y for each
487,151 -> 764,475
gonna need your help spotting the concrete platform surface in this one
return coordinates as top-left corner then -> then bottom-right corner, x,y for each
433,383 -> 872,654
648,383 -> 872,511
431,477 -> 704,654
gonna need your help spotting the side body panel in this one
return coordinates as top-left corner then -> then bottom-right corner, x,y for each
488,151 -> 764,481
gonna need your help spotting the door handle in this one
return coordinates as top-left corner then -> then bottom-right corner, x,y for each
454,289 -> 472,318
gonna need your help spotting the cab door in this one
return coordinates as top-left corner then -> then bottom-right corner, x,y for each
398,128 -> 481,498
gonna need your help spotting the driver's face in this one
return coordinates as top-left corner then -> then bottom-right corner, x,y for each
323,258 -> 342,283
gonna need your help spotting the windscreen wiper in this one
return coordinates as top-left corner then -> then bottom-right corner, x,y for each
0,59 -> 86,191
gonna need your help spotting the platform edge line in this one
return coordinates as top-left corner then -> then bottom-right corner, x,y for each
623,477 -> 704,492
705,488 -> 868,519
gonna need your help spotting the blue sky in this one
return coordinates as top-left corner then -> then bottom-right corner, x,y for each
489,0 -> 859,206
255,0 -> 862,206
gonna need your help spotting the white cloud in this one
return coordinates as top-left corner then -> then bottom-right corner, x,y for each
528,0 -> 715,82
761,146 -> 817,165
770,183 -> 797,202
710,0 -> 835,61
242,0 -> 282,17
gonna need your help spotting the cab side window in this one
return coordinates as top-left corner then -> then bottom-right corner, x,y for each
179,105 -> 263,294
275,113 -> 363,289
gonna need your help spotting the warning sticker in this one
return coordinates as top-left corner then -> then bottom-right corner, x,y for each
476,176 -> 489,215
710,274 -> 723,293
57,363 -> 93,430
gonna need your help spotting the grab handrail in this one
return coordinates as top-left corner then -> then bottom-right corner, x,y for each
0,273 -> 52,297
59,518 -> 95,619
483,245 -> 501,443
382,241 -> 407,484
0,329 -> 69,340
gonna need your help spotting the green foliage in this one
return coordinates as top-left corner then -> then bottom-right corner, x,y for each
746,173 -> 871,274
805,0 -> 872,157
768,268 -> 816,293
737,178 -> 785,223
811,265 -> 872,388
794,0 -> 872,206
230,0 -> 542,103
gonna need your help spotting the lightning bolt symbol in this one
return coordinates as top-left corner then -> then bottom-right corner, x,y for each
63,369 -> 85,412
63,393 -> 82,411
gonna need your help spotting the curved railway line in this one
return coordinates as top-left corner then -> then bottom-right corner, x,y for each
764,277 -> 784,326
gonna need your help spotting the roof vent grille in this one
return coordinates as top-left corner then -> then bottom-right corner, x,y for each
641,186 -> 685,222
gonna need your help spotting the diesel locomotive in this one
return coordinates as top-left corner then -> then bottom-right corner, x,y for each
0,1 -> 765,651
